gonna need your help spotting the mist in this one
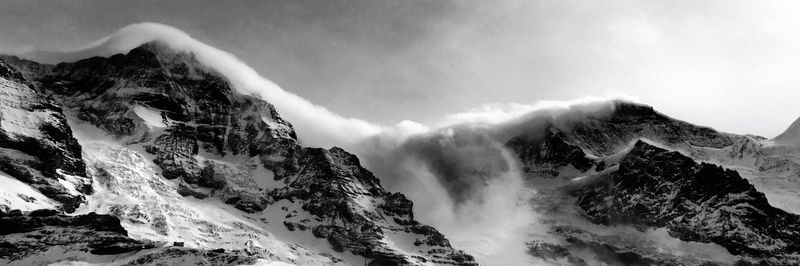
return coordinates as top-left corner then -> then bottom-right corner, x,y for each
350,97 -> 628,264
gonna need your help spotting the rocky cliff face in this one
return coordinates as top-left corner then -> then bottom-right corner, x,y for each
507,128 -> 600,177
0,42 -> 475,265
575,141 -> 800,262
263,143 -> 474,264
0,60 -> 89,213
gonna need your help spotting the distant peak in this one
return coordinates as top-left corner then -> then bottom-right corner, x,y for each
774,116 -> 800,146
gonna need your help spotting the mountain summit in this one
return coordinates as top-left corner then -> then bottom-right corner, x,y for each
775,116 -> 800,146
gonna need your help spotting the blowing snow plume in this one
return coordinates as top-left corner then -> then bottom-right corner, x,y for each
354,97 -> 627,264
15,22 -> 383,149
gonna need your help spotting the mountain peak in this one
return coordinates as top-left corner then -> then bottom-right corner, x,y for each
18,23 -> 202,64
109,40 -> 208,74
775,116 -> 800,146
126,40 -> 188,58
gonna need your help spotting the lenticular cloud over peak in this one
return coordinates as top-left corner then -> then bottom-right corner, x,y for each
19,22 -> 384,148
21,22 -> 200,64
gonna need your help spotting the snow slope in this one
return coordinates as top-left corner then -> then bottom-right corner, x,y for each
0,170 -> 60,212
71,127 -> 342,265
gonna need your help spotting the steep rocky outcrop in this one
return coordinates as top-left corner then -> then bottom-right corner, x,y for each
0,209 -> 154,260
263,143 -> 474,264
507,128 -> 600,177
0,59 -> 89,212
573,141 -> 800,262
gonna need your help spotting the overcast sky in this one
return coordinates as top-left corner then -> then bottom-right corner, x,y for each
2,0 -> 799,137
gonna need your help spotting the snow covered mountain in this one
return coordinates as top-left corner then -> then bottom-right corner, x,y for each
0,41 -> 474,265
504,101 -> 800,265
3,24 -> 800,266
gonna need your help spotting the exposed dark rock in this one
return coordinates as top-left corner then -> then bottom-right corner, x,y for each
0,210 -> 128,235
265,142 -> 475,264
120,247 -> 259,266
0,209 -> 154,260
378,192 -> 414,220
563,236 -> 669,266
28,209 -> 59,217
508,128 -> 598,177
526,241 -> 571,261
145,132 -> 201,181
407,224 -> 451,247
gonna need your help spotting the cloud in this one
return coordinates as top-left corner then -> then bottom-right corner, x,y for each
354,96 -> 631,265
438,93 -> 640,128
355,123 -> 537,264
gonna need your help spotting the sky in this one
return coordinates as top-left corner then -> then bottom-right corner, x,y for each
2,0 -> 800,137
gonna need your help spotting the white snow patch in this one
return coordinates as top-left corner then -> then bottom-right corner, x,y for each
55,169 -> 85,196
261,116 -> 292,134
132,105 -> 166,129
251,161 -> 280,190
0,171 -> 60,211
